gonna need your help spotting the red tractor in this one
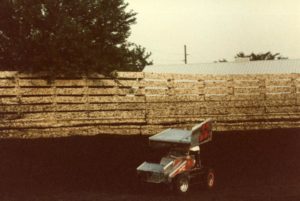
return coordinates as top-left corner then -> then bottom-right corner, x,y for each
137,119 -> 215,193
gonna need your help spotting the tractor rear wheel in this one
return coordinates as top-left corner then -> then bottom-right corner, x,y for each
206,169 -> 215,189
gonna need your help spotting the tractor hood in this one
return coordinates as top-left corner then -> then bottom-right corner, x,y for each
137,155 -> 196,183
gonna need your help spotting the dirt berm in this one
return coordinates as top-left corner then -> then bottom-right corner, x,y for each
0,129 -> 299,201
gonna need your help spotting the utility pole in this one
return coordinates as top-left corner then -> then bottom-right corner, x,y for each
184,45 -> 188,64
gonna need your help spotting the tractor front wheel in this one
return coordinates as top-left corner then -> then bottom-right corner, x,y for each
174,174 -> 190,194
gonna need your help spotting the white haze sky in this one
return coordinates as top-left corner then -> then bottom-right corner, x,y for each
127,0 -> 300,65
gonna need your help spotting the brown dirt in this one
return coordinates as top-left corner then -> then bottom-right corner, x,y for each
0,129 -> 299,201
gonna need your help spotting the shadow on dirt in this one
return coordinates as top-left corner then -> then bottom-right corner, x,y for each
0,129 -> 299,197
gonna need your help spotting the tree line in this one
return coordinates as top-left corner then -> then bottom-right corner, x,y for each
215,52 -> 288,63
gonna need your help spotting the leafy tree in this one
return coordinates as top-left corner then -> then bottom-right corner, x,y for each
235,52 -> 247,59
235,51 -> 287,61
0,0 -> 152,75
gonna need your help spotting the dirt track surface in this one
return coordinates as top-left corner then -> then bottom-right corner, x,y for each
0,129 -> 299,201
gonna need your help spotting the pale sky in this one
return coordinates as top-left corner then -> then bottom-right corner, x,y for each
127,0 -> 300,65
